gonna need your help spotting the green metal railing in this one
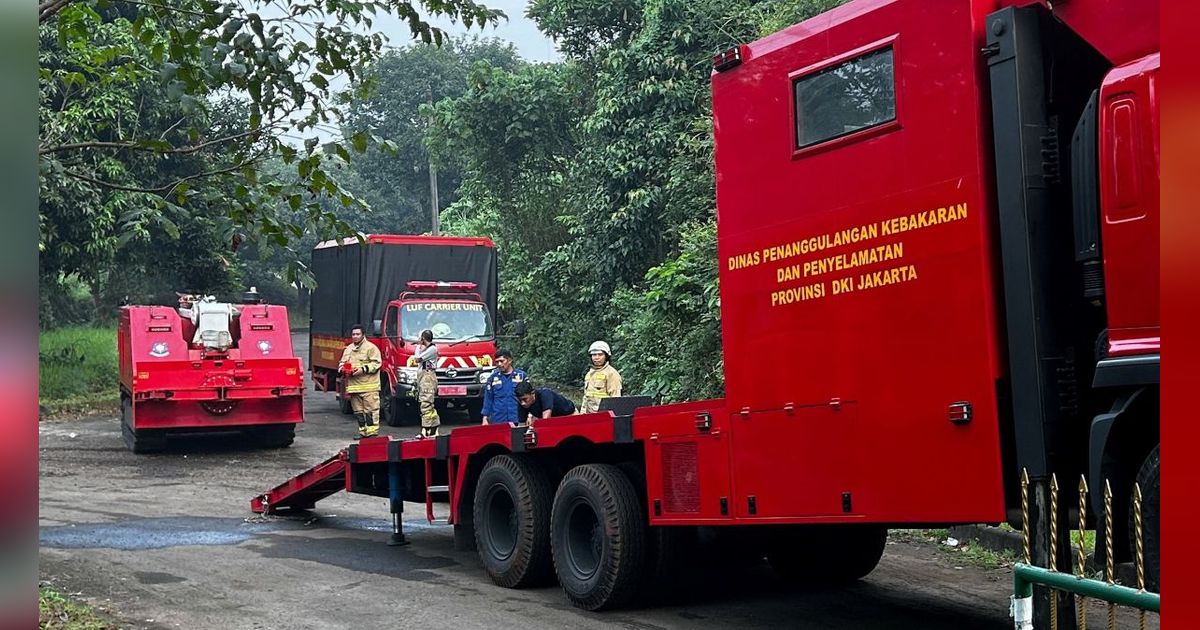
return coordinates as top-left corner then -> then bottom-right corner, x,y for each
1010,470 -> 1159,630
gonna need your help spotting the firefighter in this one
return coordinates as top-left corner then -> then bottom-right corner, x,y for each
581,340 -> 622,414
339,324 -> 382,439
480,349 -> 526,425
515,381 -> 576,425
413,329 -> 441,438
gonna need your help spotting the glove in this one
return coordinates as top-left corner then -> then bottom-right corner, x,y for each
341,362 -> 355,376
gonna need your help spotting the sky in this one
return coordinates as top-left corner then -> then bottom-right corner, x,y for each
375,0 -> 561,62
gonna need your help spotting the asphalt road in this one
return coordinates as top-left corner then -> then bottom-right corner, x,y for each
39,332 -> 1023,630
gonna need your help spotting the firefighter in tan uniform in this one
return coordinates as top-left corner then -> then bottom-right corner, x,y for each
411,329 -> 441,438
581,340 -> 622,414
339,324 -> 383,439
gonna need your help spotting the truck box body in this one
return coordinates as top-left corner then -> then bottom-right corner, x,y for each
310,235 -> 498,341
712,0 -> 1008,522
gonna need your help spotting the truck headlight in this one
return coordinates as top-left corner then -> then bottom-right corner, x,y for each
478,370 -> 494,384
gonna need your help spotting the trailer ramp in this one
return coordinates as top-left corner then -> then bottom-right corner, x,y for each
250,450 -> 347,514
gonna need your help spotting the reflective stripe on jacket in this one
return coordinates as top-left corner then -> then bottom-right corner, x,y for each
581,363 -> 622,413
340,340 -> 382,394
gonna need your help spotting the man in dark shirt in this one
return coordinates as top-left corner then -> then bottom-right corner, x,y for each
515,381 -> 576,424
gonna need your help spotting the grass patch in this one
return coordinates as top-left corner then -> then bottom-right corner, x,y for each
39,587 -> 116,630
39,327 -> 119,416
889,528 -> 1016,571
1072,529 -> 1096,554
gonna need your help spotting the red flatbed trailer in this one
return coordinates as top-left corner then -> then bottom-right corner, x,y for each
254,0 -> 1160,613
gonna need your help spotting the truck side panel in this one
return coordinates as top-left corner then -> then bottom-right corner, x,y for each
712,0 -> 1006,523
637,400 -> 734,525
1098,54 -> 1160,358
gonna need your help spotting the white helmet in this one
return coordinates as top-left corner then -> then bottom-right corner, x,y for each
588,340 -> 611,356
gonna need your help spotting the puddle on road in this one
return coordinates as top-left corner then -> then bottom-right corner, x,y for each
40,516 -> 279,550
39,515 -> 444,550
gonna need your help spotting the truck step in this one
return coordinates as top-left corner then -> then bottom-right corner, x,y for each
427,485 -> 450,494
430,518 -> 451,525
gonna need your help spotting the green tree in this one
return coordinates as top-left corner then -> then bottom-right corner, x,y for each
341,38 -> 522,235
38,0 -> 504,292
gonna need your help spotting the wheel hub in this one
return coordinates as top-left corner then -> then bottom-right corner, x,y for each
566,499 -> 601,579
484,484 -> 517,561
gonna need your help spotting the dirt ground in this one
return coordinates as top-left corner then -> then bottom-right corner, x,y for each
38,333 -> 1155,629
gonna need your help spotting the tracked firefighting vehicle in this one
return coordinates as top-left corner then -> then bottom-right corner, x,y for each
118,289 -> 303,453
254,0 -> 1160,610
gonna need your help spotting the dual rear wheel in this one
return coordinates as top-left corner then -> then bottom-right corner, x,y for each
472,455 -> 886,611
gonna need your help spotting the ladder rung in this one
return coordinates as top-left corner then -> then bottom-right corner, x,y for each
427,485 -> 450,493
430,518 -> 450,525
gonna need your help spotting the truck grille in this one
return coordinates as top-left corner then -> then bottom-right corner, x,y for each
435,367 -> 482,385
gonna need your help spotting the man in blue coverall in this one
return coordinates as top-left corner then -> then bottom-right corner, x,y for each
480,349 -> 526,425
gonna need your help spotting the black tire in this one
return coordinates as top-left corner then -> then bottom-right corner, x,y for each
473,454 -> 555,588
380,379 -> 407,427
338,394 -> 353,415
249,424 -> 295,449
767,525 -> 888,585
551,464 -> 646,611
121,396 -> 166,454
386,397 -> 419,427
1129,444 -> 1160,592
611,461 -> 693,600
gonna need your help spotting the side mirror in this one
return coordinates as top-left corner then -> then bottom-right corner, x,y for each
510,319 -> 527,337
371,319 -> 383,336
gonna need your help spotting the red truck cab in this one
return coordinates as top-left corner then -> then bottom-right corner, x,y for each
378,282 -> 497,423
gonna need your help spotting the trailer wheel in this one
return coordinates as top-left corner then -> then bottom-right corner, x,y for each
250,424 -> 295,449
120,396 -> 166,454
767,525 -> 887,585
338,395 -> 353,415
473,454 -> 555,588
1129,444 -> 1159,592
551,464 -> 645,611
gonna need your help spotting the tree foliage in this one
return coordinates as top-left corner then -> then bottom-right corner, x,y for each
38,0 -> 504,295
341,38 -> 522,235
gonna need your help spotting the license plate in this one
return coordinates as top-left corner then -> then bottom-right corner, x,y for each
438,386 -> 467,397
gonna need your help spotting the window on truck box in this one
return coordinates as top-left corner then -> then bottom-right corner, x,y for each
793,45 -> 895,149
401,302 -> 493,342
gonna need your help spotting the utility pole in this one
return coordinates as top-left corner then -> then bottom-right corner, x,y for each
427,88 -> 440,235
429,158 -> 439,236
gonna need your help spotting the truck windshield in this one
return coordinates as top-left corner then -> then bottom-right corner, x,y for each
400,302 -> 493,342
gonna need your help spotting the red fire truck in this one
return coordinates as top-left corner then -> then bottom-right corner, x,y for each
118,290 -> 304,453
308,235 -> 500,425
254,0 -> 1160,609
